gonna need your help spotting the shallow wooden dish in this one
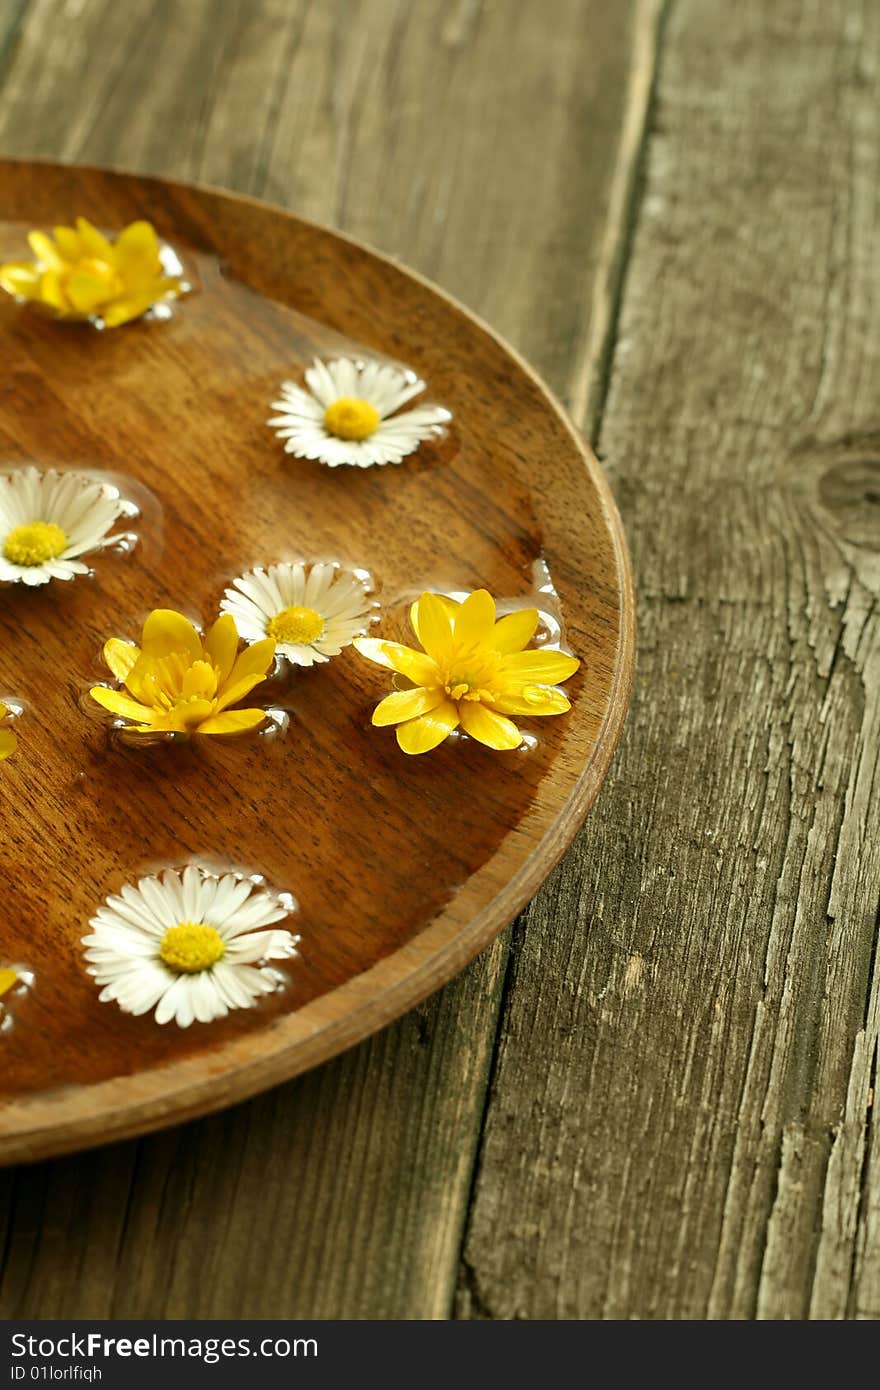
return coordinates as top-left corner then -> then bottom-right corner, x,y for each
0,159 -> 634,1164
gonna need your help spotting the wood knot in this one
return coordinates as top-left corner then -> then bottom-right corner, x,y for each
817,459 -> 880,549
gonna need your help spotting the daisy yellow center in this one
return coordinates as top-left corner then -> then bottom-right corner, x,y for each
268,604 -> 325,645
159,922 -> 225,974
3,521 -> 67,566
323,396 -> 381,441
0,967 -> 18,999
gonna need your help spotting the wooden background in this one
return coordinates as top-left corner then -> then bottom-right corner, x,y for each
0,0 -> 878,1320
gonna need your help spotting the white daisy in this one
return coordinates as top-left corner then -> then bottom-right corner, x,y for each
268,356 -> 452,468
82,864 -> 299,1028
220,561 -> 377,667
0,466 -> 135,587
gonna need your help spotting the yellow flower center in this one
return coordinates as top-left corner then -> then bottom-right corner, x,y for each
159,922 -> 225,974
267,605 -> 325,645
445,679 -> 496,703
443,651 -> 500,705
0,967 -> 18,999
3,521 -> 67,566
323,396 -> 381,441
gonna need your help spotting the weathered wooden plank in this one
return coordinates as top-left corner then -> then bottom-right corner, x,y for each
0,0 -> 654,1317
459,0 -> 880,1319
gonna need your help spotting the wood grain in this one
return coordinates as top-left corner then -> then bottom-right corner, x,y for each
459,0 -> 880,1320
0,0 -> 649,1317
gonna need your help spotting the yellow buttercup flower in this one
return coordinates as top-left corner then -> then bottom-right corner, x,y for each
90,609 -> 276,738
0,703 -> 17,760
353,590 -> 580,755
0,217 -> 185,327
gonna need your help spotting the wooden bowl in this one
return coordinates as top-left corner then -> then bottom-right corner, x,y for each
0,160 -> 634,1163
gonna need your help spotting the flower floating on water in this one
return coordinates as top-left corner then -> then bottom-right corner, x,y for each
0,703 -> 17,760
220,561 -> 376,668
89,609 -> 276,738
0,467 -> 133,587
354,589 -> 580,754
83,865 -> 298,1028
0,218 -> 186,328
268,357 -> 451,468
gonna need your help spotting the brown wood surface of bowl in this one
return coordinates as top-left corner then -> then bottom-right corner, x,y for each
0,159 -> 635,1164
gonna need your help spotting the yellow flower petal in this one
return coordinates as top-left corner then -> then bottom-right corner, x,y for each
500,649 -> 580,684
181,660 -> 218,700
453,589 -> 496,646
74,217 -> 113,259
396,700 -> 459,754
213,672 -> 268,713
52,225 -> 81,259
353,637 -> 438,688
112,220 -> 161,271
124,654 -> 170,706
203,614 -> 239,686
163,699 -> 215,732
89,686 -> 156,725
65,268 -> 115,315
104,638 -> 140,682
0,262 -> 41,298
27,230 -> 64,269
458,702 -> 523,750
101,291 -> 161,328
140,609 -> 203,665
417,591 -> 457,662
38,270 -> 69,312
223,636 -> 276,691
196,708 -> 267,736
493,685 -> 571,717
0,727 -> 17,759
492,608 -> 539,654
372,686 -> 444,727
410,593 -> 458,643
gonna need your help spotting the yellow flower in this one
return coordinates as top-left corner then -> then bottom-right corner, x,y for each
0,217 -> 185,327
353,590 -> 580,755
90,609 -> 276,738
0,703 -> 17,760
